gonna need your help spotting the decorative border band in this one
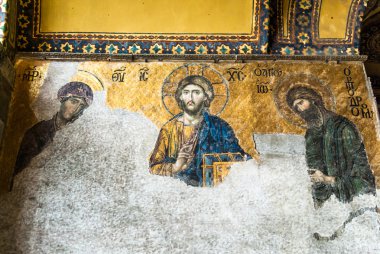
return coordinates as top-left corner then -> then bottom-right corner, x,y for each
16,52 -> 368,62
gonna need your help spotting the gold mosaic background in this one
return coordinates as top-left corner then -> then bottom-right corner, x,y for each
40,0 -> 254,34
1,59 -> 379,191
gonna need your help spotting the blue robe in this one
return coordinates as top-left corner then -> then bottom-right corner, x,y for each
178,112 -> 251,185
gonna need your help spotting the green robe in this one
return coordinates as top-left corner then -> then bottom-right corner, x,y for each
305,113 -> 376,205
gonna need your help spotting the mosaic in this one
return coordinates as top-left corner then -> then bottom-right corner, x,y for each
1,60 -> 379,193
0,60 -> 379,251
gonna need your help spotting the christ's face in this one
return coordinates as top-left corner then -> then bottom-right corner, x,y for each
59,97 -> 87,121
180,84 -> 207,115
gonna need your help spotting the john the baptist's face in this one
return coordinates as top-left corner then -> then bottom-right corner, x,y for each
292,97 -> 323,127
292,98 -> 311,113
59,97 -> 87,121
179,84 -> 207,115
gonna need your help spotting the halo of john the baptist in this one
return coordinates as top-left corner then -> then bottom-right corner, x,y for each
273,73 -> 336,129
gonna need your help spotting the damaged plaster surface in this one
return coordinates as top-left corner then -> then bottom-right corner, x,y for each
0,91 -> 379,253
0,62 -> 379,253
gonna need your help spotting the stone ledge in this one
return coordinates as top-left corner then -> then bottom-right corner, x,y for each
15,52 -> 368,62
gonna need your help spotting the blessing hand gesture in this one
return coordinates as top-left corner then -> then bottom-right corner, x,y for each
172,133 -> 197,173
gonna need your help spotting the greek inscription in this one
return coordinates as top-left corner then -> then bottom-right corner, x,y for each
344,67 -> 373,118
349,96 -> 362,107
253,65 -> 283,77
21,66 -> 41,81
112,66 -> 126,82
351,107 -> 360,117
226,66 -> 246,82
361,104 -> 374,119
255,80 -> 271,94
343,67 -> 351,76
345,76 -> 355,96
139,67 -> 149,81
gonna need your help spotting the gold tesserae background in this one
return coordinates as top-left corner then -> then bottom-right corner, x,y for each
40,0 -> 254,34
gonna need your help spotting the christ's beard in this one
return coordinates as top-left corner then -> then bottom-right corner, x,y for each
299,104 -> 323,128
182,101 -> 204,116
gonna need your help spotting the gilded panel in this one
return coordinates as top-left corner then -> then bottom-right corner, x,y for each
16,0 -> 269,54
318,0 -> 352,39
40,0 -> 254,34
